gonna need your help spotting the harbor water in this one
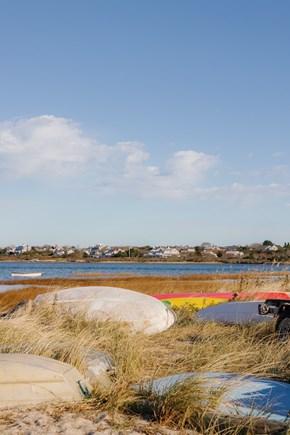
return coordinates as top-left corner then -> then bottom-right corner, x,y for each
0,261 -> 289,281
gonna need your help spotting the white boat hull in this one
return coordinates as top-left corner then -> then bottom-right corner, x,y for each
0,354 -> 91,407
137,372 -> 290,422
11,272 -> 42,278
35,286 -> 176,334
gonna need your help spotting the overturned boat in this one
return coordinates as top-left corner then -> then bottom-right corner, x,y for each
35,286 -> 176,334
0,354 -> 91,407
194,301 -> 274,324
153,291 -> 290,309
136,372 -> 290,422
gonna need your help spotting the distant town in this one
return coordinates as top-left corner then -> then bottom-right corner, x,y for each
1,240 -> 290,263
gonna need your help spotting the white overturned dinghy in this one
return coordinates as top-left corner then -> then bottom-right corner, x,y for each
0,354 -> 92,407
35,286 -> 176,334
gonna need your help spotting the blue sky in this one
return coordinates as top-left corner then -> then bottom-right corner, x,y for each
0,0 -> 290,247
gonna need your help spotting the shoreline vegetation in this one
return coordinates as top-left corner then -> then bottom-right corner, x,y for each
1,257 -> 290,265
0,272 -> 290,433
2,240 -> 290,264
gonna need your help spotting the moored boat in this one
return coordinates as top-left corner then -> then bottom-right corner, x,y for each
11,272 -> 42,278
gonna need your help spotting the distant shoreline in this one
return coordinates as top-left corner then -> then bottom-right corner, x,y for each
1,258 -> 289,265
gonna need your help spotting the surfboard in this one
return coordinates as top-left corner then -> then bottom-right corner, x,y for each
138,372 -> 290,422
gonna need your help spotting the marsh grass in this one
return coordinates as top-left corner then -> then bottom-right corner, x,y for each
1,270 -> 290,311
0,272 -> 290,432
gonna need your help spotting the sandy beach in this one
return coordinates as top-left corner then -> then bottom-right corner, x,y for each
0,403 -> 198,435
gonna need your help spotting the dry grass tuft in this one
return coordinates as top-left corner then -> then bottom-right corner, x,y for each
134,375 -> 226,427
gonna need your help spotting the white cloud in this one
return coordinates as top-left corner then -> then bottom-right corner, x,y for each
0,115 -> 93,179
0,115 -> 219,199
166,150 -> 218,185
1,115 -> 289,204
94,146 -> 219,200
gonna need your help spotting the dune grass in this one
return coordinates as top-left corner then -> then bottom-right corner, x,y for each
0,272 -> 290,433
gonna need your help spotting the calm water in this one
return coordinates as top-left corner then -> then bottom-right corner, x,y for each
0,261 -> 289,282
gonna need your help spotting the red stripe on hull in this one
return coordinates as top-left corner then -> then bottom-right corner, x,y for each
152,291 -> 290,301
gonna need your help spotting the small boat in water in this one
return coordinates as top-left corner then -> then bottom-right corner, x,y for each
11,272 -> 42,278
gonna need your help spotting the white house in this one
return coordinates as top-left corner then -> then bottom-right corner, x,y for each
225,250 -> 244,258
145,246 -> 180,258
265,245 -> 279,252
14,245 -> 31,255
52,247 -> 66,256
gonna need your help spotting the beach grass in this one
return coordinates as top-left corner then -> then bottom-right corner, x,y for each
0,272 -> 290,433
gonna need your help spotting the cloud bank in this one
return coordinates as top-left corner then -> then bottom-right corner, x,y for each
0,115 -> 289,202
0,115 -> 93,179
